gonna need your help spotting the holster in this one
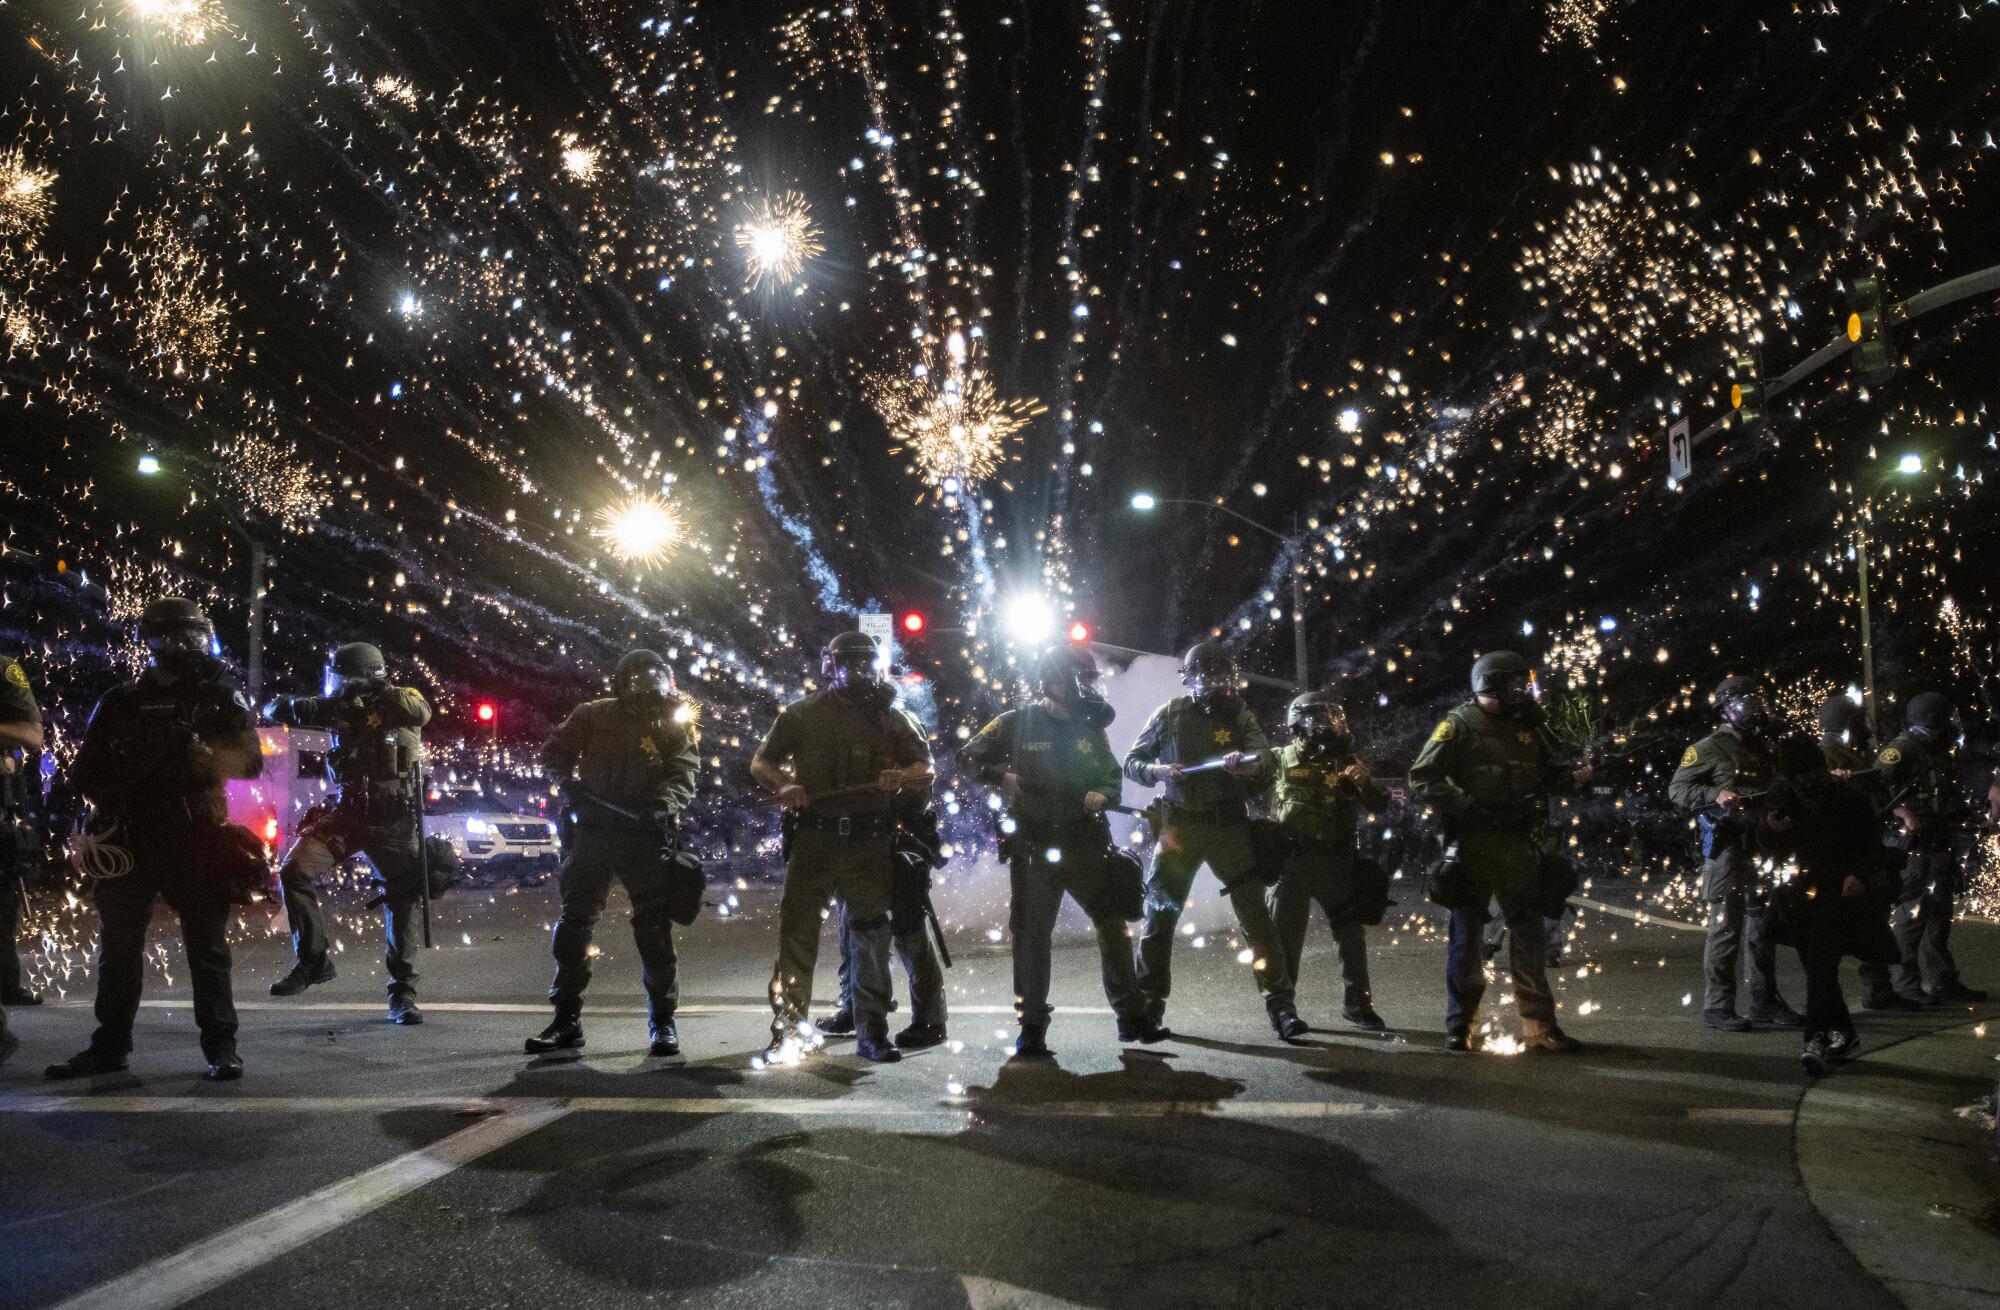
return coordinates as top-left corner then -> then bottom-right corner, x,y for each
1425,837 -> 1483,912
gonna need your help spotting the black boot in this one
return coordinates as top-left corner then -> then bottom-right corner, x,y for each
895,1022 -> 947,1051
1801,1034 -> 1833,1078
46,1046 -> 130,1080
1012,1024 -> 1053,1059
525,1018 -> 585,1054
205,1047 -> 245,1081
1271,1007 -> 1310,1042
650,1019 -> 680,1057
1343,1004 -> 1388,1032
856,1032 -> 902,1063
817,1009 -> 857,1037
1116,1013 -> 1172,1044
1863,992 -> 1923,1012
388,992 -> 424,1025
1,987 -> 44,1006
270,955 -> 336,997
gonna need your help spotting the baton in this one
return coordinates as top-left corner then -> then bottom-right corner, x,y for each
415,766 -> 433,949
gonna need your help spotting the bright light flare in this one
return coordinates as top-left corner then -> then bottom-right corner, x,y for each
0,148 -> 56,242
128,0 -> 225,45
734,192 -> 825,289
1897,453 -> 1924,475
1003,593 -> 1056,645
1129,492 -> 1158,511
594,495 -> 685,565
560,142 -> 601,183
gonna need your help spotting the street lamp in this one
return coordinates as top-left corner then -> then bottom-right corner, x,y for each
1131,493 -> 1311,689
136,453 -> 163,476
1853,453 -> 1927,741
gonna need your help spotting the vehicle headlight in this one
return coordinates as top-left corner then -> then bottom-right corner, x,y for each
465,818 -> 490,834
545,821 -> 558,835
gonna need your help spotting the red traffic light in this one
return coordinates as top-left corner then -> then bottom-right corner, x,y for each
1066,621 -> 1091,644
899,610 -> 928,636
475,702 -> 497,723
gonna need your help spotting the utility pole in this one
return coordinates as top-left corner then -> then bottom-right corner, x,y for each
1290,513 -> 1309,692
1855,518 -> 1877,744
245,536 -> 268,704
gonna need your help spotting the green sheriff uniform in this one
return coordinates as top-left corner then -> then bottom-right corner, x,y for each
760,688 -> 932,1044
962,702 -> 1143,1030
267,684 -> 433,1002
1269,741 -> 1389,1016
2,656 -> 44,1011
1868,730 -> 1972,1000
542,695 -> 701,1031
1122,696 -> 1292,1021
1408,701 -> 1568,1039
1669,728 -> 1786,1020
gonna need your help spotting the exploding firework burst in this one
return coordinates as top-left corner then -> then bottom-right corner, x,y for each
734,192 -> 824,289
217,433 -> 330,532
128,0 -> 226,46
560,139 -> 601,183
1544,0 -> 1616,51
372,76 -> 419,109
0,147 -> 55,243
873,333 -> 1044,485
594,495 -> 684,566
129,213 -> 235,384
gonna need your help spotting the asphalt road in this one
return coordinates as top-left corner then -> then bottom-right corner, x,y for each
3,872 -> 1996,1310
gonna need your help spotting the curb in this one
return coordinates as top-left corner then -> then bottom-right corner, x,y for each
1795,1017 -> 2000,1309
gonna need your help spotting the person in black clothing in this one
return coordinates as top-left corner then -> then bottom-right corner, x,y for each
1758,737 -> 1900,1078
50,598 -> 264,1081
2,653 -> 46,1014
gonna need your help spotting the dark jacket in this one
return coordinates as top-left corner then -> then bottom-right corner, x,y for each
1272,741 -> 1388,847
961,701 -> 1121,829
1122,695 -> 1273,814
1757,772 -> 1899,964
544,695 -> 701,826
268,684 -> 431,818
73,666 -> 263,827
756,687 -> 930,818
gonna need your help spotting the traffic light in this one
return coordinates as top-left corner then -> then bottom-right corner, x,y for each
1728,354 -> 1765,430
1066,620 -> 1092,644
475,702 -> 496,724
1845,276 -> 1897,380
898,610 -> 928,638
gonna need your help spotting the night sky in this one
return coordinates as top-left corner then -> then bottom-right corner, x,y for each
2,0 -> 1997,790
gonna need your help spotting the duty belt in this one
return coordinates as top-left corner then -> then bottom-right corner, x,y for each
1162,801 -> 1243,824
794,810 -> 899,839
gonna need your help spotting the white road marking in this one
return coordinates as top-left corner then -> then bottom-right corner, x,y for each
43,1100 -> 570,1310
962,1275 -> 1103,1309
1567,895 -> 1704,932
0,1092 -> 1403,1120
116,999 -> 1116,1017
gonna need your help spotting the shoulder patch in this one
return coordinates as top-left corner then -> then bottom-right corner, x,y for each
4,661 -> 27,689
1878,746 -> 1902,765
1429,719 -> 1456,744
1680,746 -> 1699,769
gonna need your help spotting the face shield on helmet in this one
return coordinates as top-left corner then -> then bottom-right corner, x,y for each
1290,700 -> 1351,754
328,643 -> 388,699
821,633 -> 885,698
613,650 -> 676,709
139,598 -> 218,678
1181,644 -> 1238,704
1721,692 -> 1776,741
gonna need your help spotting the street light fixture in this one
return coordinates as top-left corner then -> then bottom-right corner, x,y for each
136,453 -> 163,476
1127,493 -> 1311,688
132,447 -> 270,701
1853,452 -> 1929,741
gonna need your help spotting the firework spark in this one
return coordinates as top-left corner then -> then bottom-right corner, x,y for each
734,192 -> 825,289
0,147 -> 56,243
128,0 -> 226,45
130,213 -> 235,383
372,76 -> 419,109
560,140 -> 601,183
873,333 -> 1044,485
594,495 -> 684,566
217,433 -> 330,532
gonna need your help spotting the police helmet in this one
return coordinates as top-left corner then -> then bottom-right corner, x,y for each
1470,650 -> 1531,696
1816,695 -> 1864,740
1906,691 -> 1955,732
821,630 -> 881,680
138,596 -> 212,641
1286,688 -> 1344,733
331,642 -> 387,682
1180,641 -> 1238,699
1036,644 -> 1098,697
613,648 -> 675,700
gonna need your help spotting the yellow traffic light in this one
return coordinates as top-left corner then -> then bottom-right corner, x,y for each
1846,312 -> 1863,343
1730,383 -> 1745,410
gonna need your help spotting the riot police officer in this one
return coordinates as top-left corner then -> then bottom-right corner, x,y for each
1409,651 -> 1588,1053
527,649 -> 701,1057
750,632 -> 934,1064
962,644 -> 1164,1056
1269,690 -> 1391,1031
50,598 -> 263,1081
1866,692 -> 1987,1007
265,642 -> 433,1023
2,652 -> 45,1011
1669,676 -> 1801,1032
1123,641 -> 1301,1039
